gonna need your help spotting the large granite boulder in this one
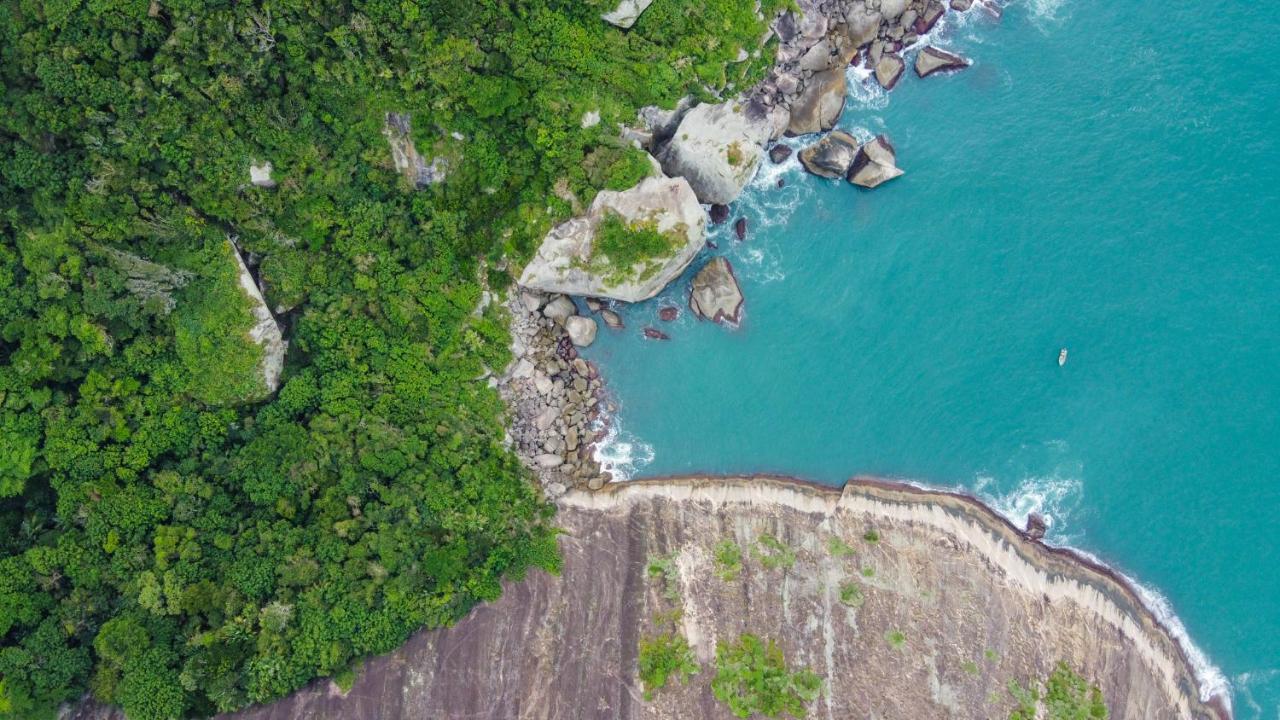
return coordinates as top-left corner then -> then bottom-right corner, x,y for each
519,176 -> 706,302
915,46 -> 971,77
844,6 -> 884,49
880,0 -> 910,20
228,239 -> 286,396
875,54 -> 905,90
383,112 -> 445,187
786,66 -> 847,136
658,101 -> 782,205
564,316 -> 598,347
689,257 -> 744,325
848,134 -> 904,188
600,0 -> 653,28
799,130 -> 861,178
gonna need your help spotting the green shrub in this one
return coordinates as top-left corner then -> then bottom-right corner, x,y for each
885,630 -> 906,649
638,632 -> 700,700
827,536 -> 855,558
591,214 -> 683,284
838,582 -> 864,608
1008,662 -> 1108,720
753,533 -> 797,571
647,553 -> 682,601
714,540 -> 744,581
711,634 -> 823,718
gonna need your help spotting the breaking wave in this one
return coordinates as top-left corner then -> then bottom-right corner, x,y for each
592,421 -> 654,482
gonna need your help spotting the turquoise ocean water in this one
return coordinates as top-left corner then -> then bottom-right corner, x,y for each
583,0 -> 1279,714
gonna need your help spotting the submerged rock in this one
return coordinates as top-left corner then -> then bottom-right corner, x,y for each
658,306 -> 679,322
689,257 -> 744,325
848,134 -> 904,189
518,176 -> 706,302
799,130 -> 861,178
658,100 -> 781,205
601,309 -> 624,330
875,54 -> 905,90
734,218 -> 747,241
786,66 -> 847,135
600,0 -> 653,28
643,327 -> 670,340
915,46 -> 971,77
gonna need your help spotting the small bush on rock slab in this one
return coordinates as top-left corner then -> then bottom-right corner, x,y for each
711,634 -> 823,718
638,632 -> 700,700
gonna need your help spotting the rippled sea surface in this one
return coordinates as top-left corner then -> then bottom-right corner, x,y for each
583,0 -> 1279,714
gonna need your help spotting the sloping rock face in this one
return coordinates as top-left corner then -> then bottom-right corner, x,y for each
382,112 -> 445,187
657,101 -> 783,205
689,257 -> 744,325
203,477 -> 1224,720
227,240 -> 286,397
799,129 -> 860,178
848,134 -> 904,188
600,0 -> 653,28
916,46 -> 971,77
518,176 -> 706,302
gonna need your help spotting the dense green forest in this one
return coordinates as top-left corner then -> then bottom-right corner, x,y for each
0,0 -> 779,717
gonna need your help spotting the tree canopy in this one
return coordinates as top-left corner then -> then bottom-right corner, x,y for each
0,0 -> 781,717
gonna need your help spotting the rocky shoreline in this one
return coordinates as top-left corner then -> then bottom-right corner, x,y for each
502,0 -> 988,495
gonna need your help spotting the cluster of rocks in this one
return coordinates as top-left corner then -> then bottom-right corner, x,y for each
798,131 -> 903,187
498,291 -> 612,497
749,0 -> 976,117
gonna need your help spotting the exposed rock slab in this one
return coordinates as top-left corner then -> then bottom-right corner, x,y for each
248,161 -> 274,188
916,46 -> 971,77
227,239 -> 286,398
518,176 -> 706,302
600,0 -> 653,29
657,101 -> 782,205
799,129 -> 860,178
204,477 -> 1226,720
848,134 -> 904,188
689,257 -> 744,325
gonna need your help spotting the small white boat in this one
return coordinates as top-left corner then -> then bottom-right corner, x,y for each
1058,348 -> 1068,366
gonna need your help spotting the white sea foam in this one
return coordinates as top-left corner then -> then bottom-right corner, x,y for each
972,469 -> 1232,712
974,471 -> 1083,541
1130,578 -> 1234,712
592,421 -> 654,482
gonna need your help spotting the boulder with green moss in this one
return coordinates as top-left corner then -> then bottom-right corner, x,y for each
657,100 -> 786,205
518,176 -> 706,302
